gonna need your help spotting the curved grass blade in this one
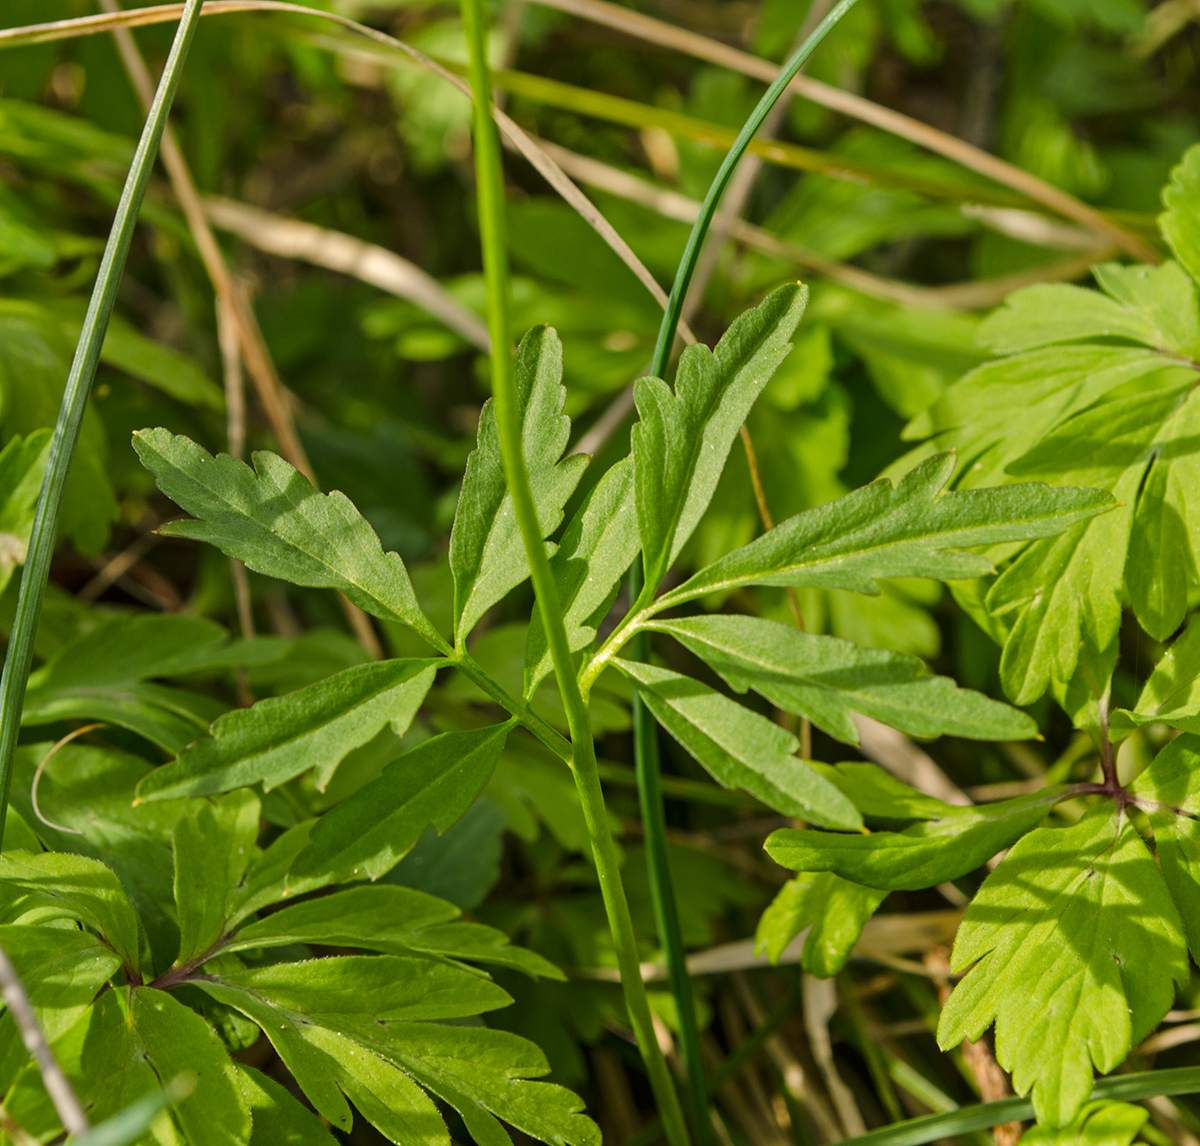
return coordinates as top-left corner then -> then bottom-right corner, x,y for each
626,5 -> 861,1141
454,0 -> 688,1142
0,0 -> 206,848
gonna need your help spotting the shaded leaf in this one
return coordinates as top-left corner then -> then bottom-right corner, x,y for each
1114,624 -> 1200,735
237,1065 -> 339,1145
288,722 -> 511,889
173,791 -> 260,964
225,883 -> 561,978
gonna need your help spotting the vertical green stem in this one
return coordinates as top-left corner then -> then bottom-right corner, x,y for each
0,0 -> 206,848
628,1 -> 861,1139
456,3 -> 690,1143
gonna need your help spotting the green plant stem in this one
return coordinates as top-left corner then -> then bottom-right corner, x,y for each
622,3 -> 860,1141
455,1 -> 689,1143
840,1068 -> 1200,1146
630,563 -> 712,1146
454,651 -> 573,762
0,0 -> 205,850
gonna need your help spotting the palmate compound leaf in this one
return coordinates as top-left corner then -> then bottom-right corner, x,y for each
450,326 -> 587,644
651,614 -> 1036,745
194,956 -> 600,1146
901,245 -> 1200,703
937,806 -> 1189,1127
654,451 -> 1115,612
765,783 -> 1068,890
133,428 -> 445,649
612,658 -> 861,830
525,457 -> 639,693
135,658 -> 438,802
755,872 -> 886,978
632,283 -> 808,594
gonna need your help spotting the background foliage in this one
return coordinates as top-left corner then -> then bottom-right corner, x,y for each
2,0 -> 1200,1143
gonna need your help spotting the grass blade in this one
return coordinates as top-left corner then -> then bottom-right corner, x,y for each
627,4 -> 860,1142
0,0 -> 207,845
838,1068 -> 1200,1146
454,0 -> 690,1143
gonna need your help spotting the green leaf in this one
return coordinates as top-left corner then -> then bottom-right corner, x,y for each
133,428 -> 443,647
0,851 -> 142,972
196,976 -> 444,1142
755,873 -> 886,977
449,326 -> 587,643
1130,733 -> 1200,813
765,786 -> 1066,890
135,659 -> 438,801
659,453 -> 1115,610
986,463 -> 1141,705
0,924 -> 120,1043
197,956 -> 598,1146
611,658 -> 861,829
237,1065 -> 339,1145
978,262 -> 1200,359
1019,1100 -> 1148,1146
173,790 -> 260,964
224,883 -> 562,978
130,988 -> 251,1146
1114,623 -> 1200,736
288,722 -> 511,889
0,429 -> 49,598
652,614 -> 1036,744
525,457 -> 639,693
1161,143 -> 1200,287
49,301 -> 224,410
373,1024 -> 600,1146
808,762 -> 955,824
1129,735 -> 1200,962
937,806 -> 1188,1127
632,283 -> 808,592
